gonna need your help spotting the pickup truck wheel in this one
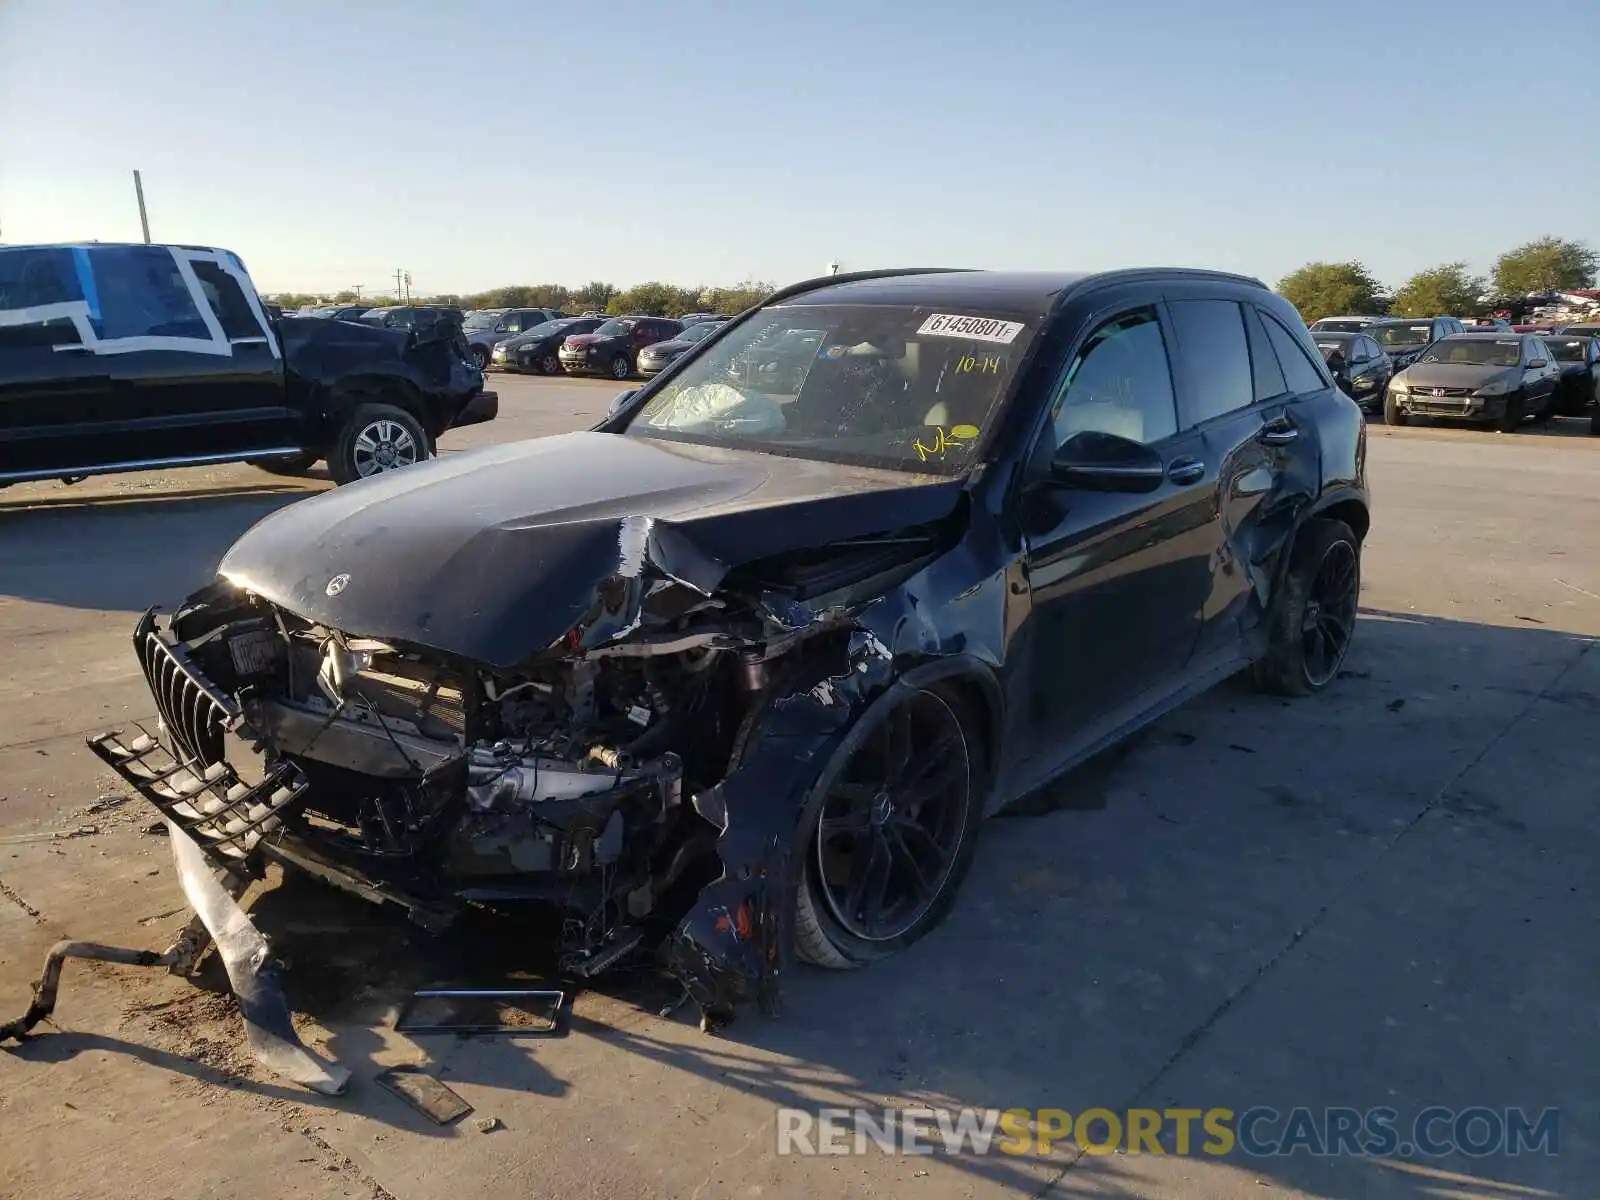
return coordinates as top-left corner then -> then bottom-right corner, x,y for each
251,451 -> 320,477
471,346 -> 490,370
330,403 -> 431,485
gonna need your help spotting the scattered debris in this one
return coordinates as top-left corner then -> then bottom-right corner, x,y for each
0,876 -> 43,922
82,794 -> 132,815
1,821 -> 348,1096
143,821 -> 168,837
474,1116 -> 502,1134
1386,698 -> 1406,712
375,1067 -> 473,1125
1516,615 -> 1545,625
57,825 -> 99,840
395,987 -> 565,1036
1228,744 -> 1256,754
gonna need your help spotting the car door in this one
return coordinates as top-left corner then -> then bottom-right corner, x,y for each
1348,336 -> 1386,405
1173,298 -> 1321,665
1016,301 -> 1218,765
0,246 -> 116,480
87,245 -> 295,463
1526,338 -> 1559,409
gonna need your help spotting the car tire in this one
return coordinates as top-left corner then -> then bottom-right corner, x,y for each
1590,411 -> 1600,436
471,346 -> 490,371
1495,392 -> 1525,433
251,450 -> 320,477
793,684 -> 986,971
1382,394 -> 1409,426
609,353 -> 632,381
1251,518 -> 1361,698
329,402 -> 432,485
540,352 -> 560,375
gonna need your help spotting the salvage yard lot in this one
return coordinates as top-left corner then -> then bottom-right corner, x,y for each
2,376 -> 1598,1199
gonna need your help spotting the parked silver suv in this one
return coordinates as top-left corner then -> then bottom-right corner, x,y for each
461,307 -> 562,369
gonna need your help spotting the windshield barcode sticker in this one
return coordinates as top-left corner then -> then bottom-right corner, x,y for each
917,313 -> 1024,344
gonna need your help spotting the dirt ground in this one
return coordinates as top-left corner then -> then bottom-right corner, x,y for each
1,378 -> 1597,1198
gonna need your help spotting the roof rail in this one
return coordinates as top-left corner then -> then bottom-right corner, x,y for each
761,267 -> 971,306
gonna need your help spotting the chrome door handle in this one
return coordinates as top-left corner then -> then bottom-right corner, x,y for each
1167,457 -> 1206,485
1260,422 -> 1299,445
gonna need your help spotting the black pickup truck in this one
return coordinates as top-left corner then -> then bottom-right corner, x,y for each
0,243 -> 497,486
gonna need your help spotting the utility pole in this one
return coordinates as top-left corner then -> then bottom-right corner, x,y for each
403,271 -> 412,303
351,284 -> 363,300
132,170 -> 151,243
393,268 -> 403,300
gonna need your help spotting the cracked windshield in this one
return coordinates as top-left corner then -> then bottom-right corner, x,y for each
628,304 -> 1037,473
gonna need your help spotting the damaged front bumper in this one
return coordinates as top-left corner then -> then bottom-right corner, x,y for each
85,604 -> 886,1038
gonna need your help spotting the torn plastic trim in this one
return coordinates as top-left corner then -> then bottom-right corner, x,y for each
663,625 -> 898,1027
0,821 -> 349,1096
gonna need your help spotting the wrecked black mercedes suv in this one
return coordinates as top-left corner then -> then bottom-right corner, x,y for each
90,268 -> 1369,1027
0,243 -> 496,487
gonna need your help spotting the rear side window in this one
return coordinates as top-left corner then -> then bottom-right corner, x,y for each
1258,310 -> 1327,394
85,245 -> 211,341
0,247 -> 85,349
1167,299 -> 1253,424
190,261 -> 265,340
1242,306 -> 1288,401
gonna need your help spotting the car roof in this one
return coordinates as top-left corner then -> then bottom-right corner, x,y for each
1313,315 -> 1375,321
777,267 -> 1266,317
1443,332 -> 1523,340
1370,316 -> 1441,325
1312,331 -> 1358,340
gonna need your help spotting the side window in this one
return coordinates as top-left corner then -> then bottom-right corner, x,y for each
1362,337 -> 1382,361
1258,310 -> 1327,395
1242,306 -> 1288,400
189,261 -> 266,340
86,245 -> 210,341
1050,307 -> 1178,448
501,312 -> 523,333
1168,299 -> 1253,423
0,247 -> 85,349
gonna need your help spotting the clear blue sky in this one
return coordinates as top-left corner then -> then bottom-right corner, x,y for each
2,0 -> 1595,297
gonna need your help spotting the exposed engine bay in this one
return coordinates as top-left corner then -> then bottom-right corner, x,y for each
84,525 -> 937,1033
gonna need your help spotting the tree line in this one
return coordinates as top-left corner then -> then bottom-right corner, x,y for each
270,278 -> 777,319
1278,236 -> 1598,323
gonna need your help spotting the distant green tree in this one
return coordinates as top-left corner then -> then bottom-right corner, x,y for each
270,292 -> 323,310
607,282 -> 686,316
1391,263 -> 1484,317
1492,237 -> 1599,295
696,279 -> 775,315
575,281 -> 618,312
1276,262 -> 1385,322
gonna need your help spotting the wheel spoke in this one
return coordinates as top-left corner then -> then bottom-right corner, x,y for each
885,822 -> 934,899
820,809 -> 873,841
843,835 -> 889,923
354,432 -> 379,455
891,814 -> 950,869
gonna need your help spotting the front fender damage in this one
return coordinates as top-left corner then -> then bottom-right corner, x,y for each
664,630 -> 892,1028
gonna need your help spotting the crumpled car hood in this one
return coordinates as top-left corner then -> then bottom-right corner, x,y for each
217,433 -> 964,668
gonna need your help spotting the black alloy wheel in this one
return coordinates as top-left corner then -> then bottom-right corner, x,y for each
1299,536 -> 1360,689
471,345 -> 490,371
540,351 -> 560,375
1252,518 -> 1361,697
795,687 -> 982,968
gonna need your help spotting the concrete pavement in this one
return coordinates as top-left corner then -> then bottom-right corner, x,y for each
1,381 -> 1597,1198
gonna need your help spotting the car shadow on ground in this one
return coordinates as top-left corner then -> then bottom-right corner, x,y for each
0,486 -> 312,611
73,605 -> 1585,1195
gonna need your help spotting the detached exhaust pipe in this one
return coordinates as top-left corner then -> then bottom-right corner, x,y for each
0,821 -> 350,1097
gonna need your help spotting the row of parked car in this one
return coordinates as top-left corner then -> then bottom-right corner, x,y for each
293,302 -> 735,381
1305,313 -> 1600,433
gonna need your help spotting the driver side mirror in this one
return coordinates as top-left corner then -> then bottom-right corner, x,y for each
1528,358 -> 1548,369
608,389 -> 637,419
1045,430 -> 1164,494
